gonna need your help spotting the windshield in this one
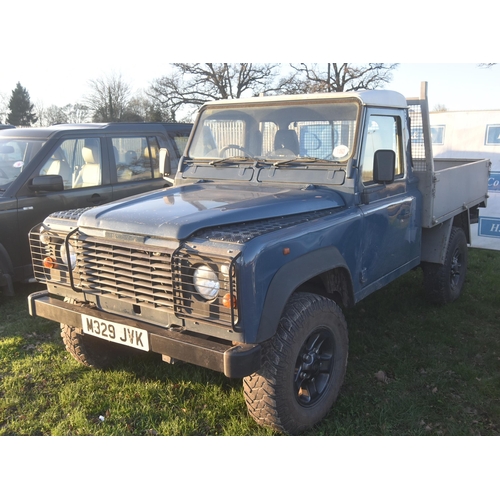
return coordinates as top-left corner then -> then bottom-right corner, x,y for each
0,139 -> 45,190
188,99 -> 359,164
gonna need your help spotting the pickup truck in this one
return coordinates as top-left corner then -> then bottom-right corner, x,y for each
0,122 -> 192,295
27,83 -> 490,434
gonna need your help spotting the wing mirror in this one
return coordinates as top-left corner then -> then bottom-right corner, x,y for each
373,149 -> 396,184
29,175 -> 64,192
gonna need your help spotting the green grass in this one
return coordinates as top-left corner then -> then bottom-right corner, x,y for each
1,248 -> 499,436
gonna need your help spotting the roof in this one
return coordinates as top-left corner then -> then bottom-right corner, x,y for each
199,89 -> 408,110
0,122 -> 192,139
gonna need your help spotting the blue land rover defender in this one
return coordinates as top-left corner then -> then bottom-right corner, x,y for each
27,84 -> 489,434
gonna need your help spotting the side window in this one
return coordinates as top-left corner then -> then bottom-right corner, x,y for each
169,132 -> 189,158
112,136 -> 158,182
361,115 -> 402,184
39,138 -> 102,189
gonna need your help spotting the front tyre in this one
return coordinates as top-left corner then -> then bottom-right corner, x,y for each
60,299 -> 134,369
243,292 -> 348,435
423,226 -> 468,305
61,324 -> 129,369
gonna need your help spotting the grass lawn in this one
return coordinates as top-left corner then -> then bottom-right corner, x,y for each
1,248 -> 499,436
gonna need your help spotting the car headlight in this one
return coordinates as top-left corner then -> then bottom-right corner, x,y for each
59,242 -> 76,269
193,265 -> 220,300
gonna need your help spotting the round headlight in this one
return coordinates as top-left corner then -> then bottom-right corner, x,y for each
193,265 -> 220,300
59,243 -> 77,269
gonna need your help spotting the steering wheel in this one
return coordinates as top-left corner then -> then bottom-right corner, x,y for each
219,144 -> 252,158
268,148 -> 297,159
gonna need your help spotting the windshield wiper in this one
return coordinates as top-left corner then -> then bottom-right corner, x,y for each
272,156 -> 341,167
209,156 -> 257,166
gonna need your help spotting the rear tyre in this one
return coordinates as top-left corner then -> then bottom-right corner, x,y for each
423,226 -> 468,305
243,292 -> 348,435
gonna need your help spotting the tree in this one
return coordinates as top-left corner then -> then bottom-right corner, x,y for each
282,63 -> 399,94
433,104 -> 448,112
64,103 -> 91,124
148,63 -> 286,120
84,73 -> 131,122
33,102 -> 92,127
35,103 -> 67,127
120,92 -> 174,122
7,82 -> 38,126
0,92 -> 8,124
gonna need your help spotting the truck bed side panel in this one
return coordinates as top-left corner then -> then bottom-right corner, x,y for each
431,159 -> 490,225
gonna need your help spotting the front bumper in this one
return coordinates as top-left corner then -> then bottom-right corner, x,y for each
28,291 -> 261,378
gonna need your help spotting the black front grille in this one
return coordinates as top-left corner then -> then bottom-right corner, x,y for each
74,237 -> 174,310
31,228 -> 239,328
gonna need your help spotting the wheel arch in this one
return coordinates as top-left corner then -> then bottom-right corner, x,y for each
452,209 -> 472,244
255,246 -> 354,343
421,209 -> 472,266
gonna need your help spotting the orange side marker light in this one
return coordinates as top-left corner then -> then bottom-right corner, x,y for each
43,257 -> 57,269
222,293 -> 237,308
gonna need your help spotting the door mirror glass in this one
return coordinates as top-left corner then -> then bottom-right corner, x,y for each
373,149 -> 396,184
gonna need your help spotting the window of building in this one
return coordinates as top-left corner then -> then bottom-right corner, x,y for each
485,125 -> 500,146
431,125 -> 445,145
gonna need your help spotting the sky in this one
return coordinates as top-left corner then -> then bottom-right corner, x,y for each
1,1 -> 498,116
1,62 -> 500,114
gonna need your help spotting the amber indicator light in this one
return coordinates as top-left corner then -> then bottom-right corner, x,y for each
43,257 -> 57,269
222,293 -> 237,308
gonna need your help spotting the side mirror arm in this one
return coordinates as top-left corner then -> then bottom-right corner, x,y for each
159,148 -> 171,176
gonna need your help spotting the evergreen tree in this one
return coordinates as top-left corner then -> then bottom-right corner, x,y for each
7,82 -> 38,126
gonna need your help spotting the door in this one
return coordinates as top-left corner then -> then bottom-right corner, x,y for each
15,137 -> 111,277
358,110 -> 418,286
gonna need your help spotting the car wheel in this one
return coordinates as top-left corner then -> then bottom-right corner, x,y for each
423,226 -> 468,305
243,292 -> 348,434
60,299 -> 134,369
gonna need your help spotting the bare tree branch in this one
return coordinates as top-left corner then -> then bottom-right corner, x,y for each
282,63 -> 399,93
147,63 -> 285,120
84,73 -> 132,122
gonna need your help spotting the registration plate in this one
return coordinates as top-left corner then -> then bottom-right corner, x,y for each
81,314 -> 150,351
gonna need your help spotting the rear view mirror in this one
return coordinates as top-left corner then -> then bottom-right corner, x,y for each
159,148 -> 171,176
373,150 -> 396,184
